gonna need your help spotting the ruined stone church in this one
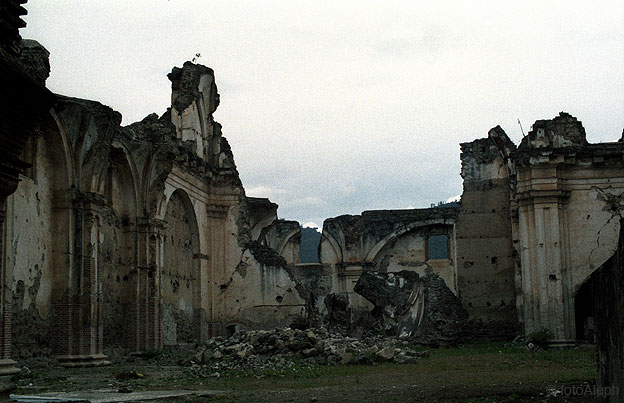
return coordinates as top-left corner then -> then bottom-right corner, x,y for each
0,3 -> 623,380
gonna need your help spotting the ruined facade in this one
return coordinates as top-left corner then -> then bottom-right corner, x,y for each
1,40 -> 310,367
317,113 -> 624,344
486,113 -> 624,342
314,207 -> 468,342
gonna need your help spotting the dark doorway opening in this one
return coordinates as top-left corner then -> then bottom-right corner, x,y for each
574,279 -> 594,342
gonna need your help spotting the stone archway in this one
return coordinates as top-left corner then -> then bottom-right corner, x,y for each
368,223 -> 457,294
162,189 -> 200,345
98,145 -> 139,348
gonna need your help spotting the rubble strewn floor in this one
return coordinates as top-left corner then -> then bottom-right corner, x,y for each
9,338 -> 595,402
11,389 -> 222,402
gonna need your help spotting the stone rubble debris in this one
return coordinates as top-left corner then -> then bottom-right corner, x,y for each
354,271 -> 469,344
189,327 -> 429,376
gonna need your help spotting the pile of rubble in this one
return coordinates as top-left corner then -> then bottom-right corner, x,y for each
190,327 -> 429,376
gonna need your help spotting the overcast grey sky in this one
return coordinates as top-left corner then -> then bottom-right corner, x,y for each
23,1 -> 624,228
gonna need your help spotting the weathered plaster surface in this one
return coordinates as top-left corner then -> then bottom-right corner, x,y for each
162,191 -> 197,344
6,135 -> 55,356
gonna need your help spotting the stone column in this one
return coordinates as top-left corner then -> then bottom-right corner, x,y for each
0,202 -> 19,375
55,193 -> 110,367
192,251 -> 210,342
204,204 -> 229,337
129,217 -> 166,351
517,189 -> 572,342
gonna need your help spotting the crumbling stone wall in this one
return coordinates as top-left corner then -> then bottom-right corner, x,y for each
372,224 -> 456,293
319,208 -> 461,339
3,41 -> 310,364
99,206 -> 126,347
219,242 -> 308,332
292,263 -> 333,313
457,113 -> 624,342
508,113 -> 624,341
354,270 -> 468,344
0,14 -> 56,374
321,208 -> 458,302
6,135 -> 55,357
456,137 -> 517,340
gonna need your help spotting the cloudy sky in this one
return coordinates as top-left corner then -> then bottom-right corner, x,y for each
23,1 -> 624,228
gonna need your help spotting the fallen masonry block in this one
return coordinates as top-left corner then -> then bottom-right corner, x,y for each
354,270 -> 468,344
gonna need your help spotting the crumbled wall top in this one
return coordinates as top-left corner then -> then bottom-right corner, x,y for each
274,219 -> 300,236
125,111 -> 176,140
246,197 -> 278,223
361,208 -> 458,242
323,214 -> 364,248
510,112 -> 623,166
519,112 -> 587,150
19,39 -> 50,86
488,125 -> 517,160
55,96 -> 123,158
168,61 -> 219,115
460,137 -> 501,165
323,207 -> 458,250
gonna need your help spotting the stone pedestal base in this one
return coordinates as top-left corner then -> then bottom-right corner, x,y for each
56,354 -> 111,368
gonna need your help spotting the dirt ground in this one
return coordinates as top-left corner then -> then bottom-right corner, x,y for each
9,343 -> 598,402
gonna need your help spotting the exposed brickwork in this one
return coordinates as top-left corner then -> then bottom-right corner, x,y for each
0,208 -> 10,360
0,301 -> 12,359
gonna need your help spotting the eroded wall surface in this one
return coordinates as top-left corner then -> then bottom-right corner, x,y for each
507,113 -> 624,340
456,137 -> 517,339
162,191 -> 197,345
6,137 -> 55,357
219,244 -> 306,333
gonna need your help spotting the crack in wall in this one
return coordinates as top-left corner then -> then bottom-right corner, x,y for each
588,187 -> 624,268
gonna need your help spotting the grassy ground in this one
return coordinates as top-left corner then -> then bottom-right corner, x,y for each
12,342 -> 596,402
